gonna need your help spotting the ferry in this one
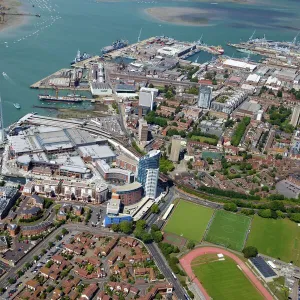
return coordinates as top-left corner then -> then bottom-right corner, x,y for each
14,103 -> 21,109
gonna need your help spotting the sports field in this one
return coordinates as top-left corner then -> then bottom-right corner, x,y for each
163,200 -> 214,241
246,216 -> 300,266
205,210 -> 251,251
191,254 -> 263,300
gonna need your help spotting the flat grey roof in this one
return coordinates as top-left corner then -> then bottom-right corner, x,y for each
78,145 -> 116,160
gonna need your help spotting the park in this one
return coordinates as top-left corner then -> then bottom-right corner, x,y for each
163,200 -> 214,242
246,216 -> 300,266
204,210 -> 251,251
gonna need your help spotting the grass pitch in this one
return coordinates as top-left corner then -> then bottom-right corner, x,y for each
205,210 -> 251,251
163,200 -> 214,241
246,216 -> 300,266
192,254 -> 263,300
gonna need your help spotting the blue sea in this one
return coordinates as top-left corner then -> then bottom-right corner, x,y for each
0,0 -> 299,125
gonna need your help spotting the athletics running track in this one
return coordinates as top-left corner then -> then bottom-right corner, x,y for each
179,247 -> 273,300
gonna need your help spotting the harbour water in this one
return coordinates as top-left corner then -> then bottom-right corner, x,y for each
0,0 -> 300,126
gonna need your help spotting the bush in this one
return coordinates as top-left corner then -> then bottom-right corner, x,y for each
289,213 -> 300,223
242,246 -> 258,258
224,202 -> 238,212
231,117 -> 251,146
240,208 -> 255,216
187,240 -> 195,249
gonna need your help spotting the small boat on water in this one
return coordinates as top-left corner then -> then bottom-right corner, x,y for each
14,103 -> 21,109
2,72 -> 7,77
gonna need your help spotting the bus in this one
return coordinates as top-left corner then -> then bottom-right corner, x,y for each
171,272 -> 177,280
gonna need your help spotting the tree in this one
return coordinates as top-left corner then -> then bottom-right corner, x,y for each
151,204 -> 160,214
277,90 -> 282,97
242,246 -> 258,258
33,255 -> 38,261
48,241 -> 54,248
224,202 -> 238,212
86,264 -> 94,274
7,277 -> 16,284
111,224 -> 120,232
149,83 -> 154,88
61,228 -> 68,235
152,231 -> 163,243
118,262 -> 125,268
136,220 -> 146,229
119,221 -> 133,234
151,224 -> 159,232
41,249 -> 47,255
187,240 -> 195,250
25,262 -> 31,269
206,157 -> 213,165
55,235 -> 61,241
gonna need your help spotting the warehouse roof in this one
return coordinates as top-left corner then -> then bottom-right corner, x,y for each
78,145 -> 116,160
223,59 -> 257,71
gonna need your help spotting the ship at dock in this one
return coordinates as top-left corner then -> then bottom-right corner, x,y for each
71,50 -> 92,65
101,40 -> 129,54
236,48 -> 256,55
38,86 -> 83,103
209,45 -> 224,55
38,95 -> 83,103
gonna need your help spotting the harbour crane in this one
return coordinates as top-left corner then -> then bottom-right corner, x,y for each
138,28 -> 142,43
292,32 -> 300,45
248,30 -> 256,42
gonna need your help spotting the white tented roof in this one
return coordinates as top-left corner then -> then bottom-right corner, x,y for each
223,59 -> 257,71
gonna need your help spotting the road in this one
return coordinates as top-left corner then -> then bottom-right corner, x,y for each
147,243 -> 186,299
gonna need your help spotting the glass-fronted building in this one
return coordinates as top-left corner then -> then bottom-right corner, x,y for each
137,150 -> 160,199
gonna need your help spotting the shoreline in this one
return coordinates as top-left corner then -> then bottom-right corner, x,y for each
0,0 -> 27,33
144,7 -> 215,27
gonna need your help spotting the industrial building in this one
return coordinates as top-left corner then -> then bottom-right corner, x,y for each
223,59 -> 257,72
78,144 -> 116,163
199,120 -> 224,138
11,125 -> 117,179
90,63 -> 113,96
157,43 -> 196,58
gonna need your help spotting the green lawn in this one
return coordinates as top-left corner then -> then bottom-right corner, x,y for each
205,210 -> 251,251
192,254 -> 263,300
164,200 -> 214,241
246,216 -> 300,265
191,135 -> 217,145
